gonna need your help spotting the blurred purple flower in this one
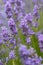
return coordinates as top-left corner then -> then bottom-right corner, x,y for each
1,26 -> 10,41
0,60 -> 3,65
8,18 -> 18,34
32,21 -> 39,28
25,13 -> 33,23
9,0 -> 15,4
0,20 -> 3,27
26,37 -> 31,44
5,1 -> 12,18
33,5 -> 40,20
38,34 -> 43,52
38,34 -> 43,42
32,0 -> 38,5
19,19 -> 29,35
0,38 -> 3,45
9,50 -> 15,59
28,29 -> 35,35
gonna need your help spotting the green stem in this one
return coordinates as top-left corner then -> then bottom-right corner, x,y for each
13,59 -> 15,65
5,63 -> 6,65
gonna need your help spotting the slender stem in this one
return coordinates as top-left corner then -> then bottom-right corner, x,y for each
13,59 -> 15,65
5,63 -> 6,65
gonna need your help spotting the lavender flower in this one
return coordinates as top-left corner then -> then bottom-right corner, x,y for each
32,0 -> 38,5
0,20 -> 3,27
1,26 -> 10,42
19,19 -> 29,35
15,0 -> 25,10
8,18 -> 18,35
9,0 -> 15,4
0,60 -> 3,65
32,21 -> 39,28
28,29 -> 35,35
25,13 -> 33,23
1,0 -> 43,65
3,0 -> 7,3
9,50 -> 15,59
13,39 -> 17,47
13,0 -> 25,21
33,4 -> 40,20
24,57 -> 32,65
19,44 -> 42,65
9,36 -> 14,44
38,34 -> 43,42
0,38 -> 3,45
26,37 -> 31,44
5,1 -> 12,18
38,34 -> 43,52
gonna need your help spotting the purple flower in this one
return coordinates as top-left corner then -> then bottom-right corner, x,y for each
35,57 -> 42,64
19,44 -> 27,53
28,29 -> 35,35
18,12 -> 24,21
24,57 -> 32,65
9,0 -> 15,4
32,0 -> 38,5
19,19 -> 29,35
9,38 -> 17,48
27,47 -> 36,55
9,50 -> 15,59
39,42 -> 43,48
38,34 -> 43,52
2,0 -> 43,64
35,31 -> 41,36
19,44 -> 28,57
9,36 -> 14,44
0,38 -> 3,45
15,0 -> 25,9
32,21 -> 39,28
26,37 -> 31,44
5,1 -> 12,18
19,44 -> 42,65
38,34 -> 43,42
14,6 -> 18,16
13,0 -> 25,21
34,5 -> 40,11
5,1 -> 12,12
1,26 -> 10,41
0,20 -> 3,27
39,42 -> 43,52
8,18 -> 15,26
33,5 -> 40,20
3,0 -> 7,3
0,60 -> 3,65
8,18 -> 18,34
7,11 -> 13,18
33,5 -> 38,12
13,39 -> 16,47
25,13 -> 33,23
40,48 -> 43,52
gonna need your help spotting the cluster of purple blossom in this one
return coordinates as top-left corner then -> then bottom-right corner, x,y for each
0,0 -> 43,65
19,44 -> 42,65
